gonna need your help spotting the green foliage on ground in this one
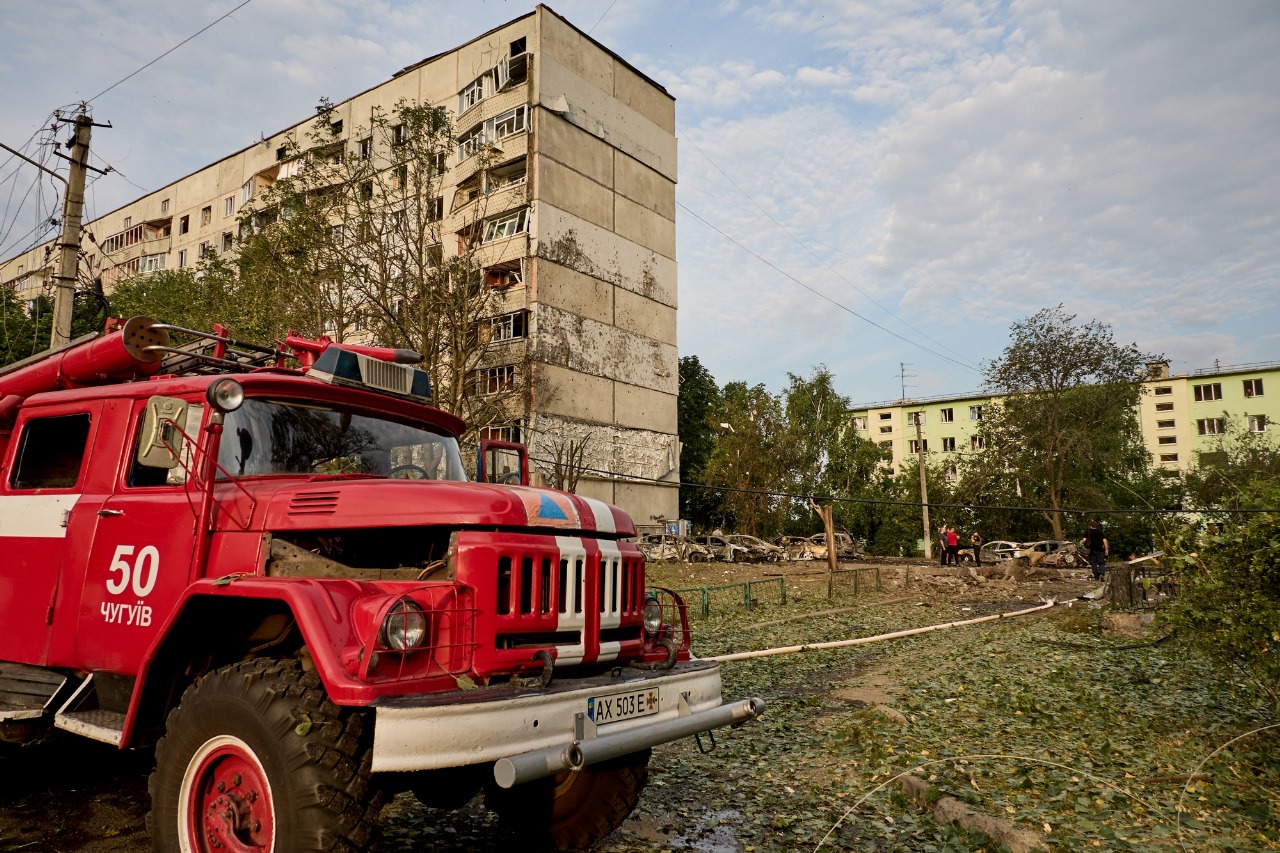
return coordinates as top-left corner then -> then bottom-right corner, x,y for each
617,583 -> 1278,852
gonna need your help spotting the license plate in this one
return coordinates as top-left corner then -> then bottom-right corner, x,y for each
586,686 -> 660,725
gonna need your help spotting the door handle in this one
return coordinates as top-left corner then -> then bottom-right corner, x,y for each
97,508 -> 124,517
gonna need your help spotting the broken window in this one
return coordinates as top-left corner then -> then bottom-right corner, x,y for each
224,196 -> 234,217
276,145 -> 288,161
970,435 -> 985,451
360,181 -> 374,201
489,106 -> 527,141
944,464 -> 958,483
1196,418 -> 1224,435
428,196 -> 443,221
908,439 -> 927,454
1244,378 -> 1264,397
457,123 -> 487,162
969,405 -> 984,420
1153,386 -> 1172,396
878,412 -> 892,420
241,179 -> 254,206
178,250 -> 187,269
878,425 -> 892,434
1156,419 -> 1175,429
1155,402 -> 1173,412
391,124 -> 407,146
1249,414 -> 1268,433
853,417 -> 867,430
221,232 -> 234,252
908,412 -> 925,426
1157,436 -> 1176,445
161,198 -> 170,213
487,157 -> 527,192
458,75 -> 487,114
141,253 -> 167,272
10,413 -> 92,490
1193,383 -> 1222,402
494,42 -> 529,91
939,408 -> 954,423
1159,453 -> 1179,463
358,137 -> 372,160
179,215 -> 189,235
201,206 -> 212,226
484,259 -> 523,289
481,420 -> 523,443
478,312 -> 529,344
483,208 -> 528,243
476,365 -> 516,396
393,164 -> 409,191
941,437 -> 956,452
330,119 -> 343,136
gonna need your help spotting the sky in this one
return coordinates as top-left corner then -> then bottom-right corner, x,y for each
2,0 -> 1278,406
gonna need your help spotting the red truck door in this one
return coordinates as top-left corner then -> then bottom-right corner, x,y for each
74,402 -> 205,674
0,404 -> 102,666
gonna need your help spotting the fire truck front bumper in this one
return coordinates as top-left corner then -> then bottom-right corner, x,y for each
370,660 -> 764,782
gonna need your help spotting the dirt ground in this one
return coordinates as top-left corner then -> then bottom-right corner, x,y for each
0,558 -> 1098,852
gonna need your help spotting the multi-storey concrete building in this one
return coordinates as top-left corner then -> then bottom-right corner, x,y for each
0,6 -> 679,524
851,361 -> 1279,475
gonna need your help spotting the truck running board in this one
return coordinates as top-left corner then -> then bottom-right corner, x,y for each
53,674 -> 125,746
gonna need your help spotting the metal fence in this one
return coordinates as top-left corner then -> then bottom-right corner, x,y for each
671,578 -> 787,617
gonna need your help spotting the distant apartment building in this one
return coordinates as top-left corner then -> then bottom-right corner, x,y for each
0,5 -> 679,524
851,360 -> 1279,475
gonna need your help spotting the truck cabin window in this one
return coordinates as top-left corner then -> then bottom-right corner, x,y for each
10,413 -> 92,490
216,398 -> 467,481
129,404 -> 204,488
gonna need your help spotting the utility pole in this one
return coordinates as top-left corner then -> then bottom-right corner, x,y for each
916,414 -> 932,561
50,110 -> 94,349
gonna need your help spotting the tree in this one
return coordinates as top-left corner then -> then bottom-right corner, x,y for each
701,382 -> 789,535
968,306 -> 1156,539
238,98 -> 527,438
677,356 -> 721,527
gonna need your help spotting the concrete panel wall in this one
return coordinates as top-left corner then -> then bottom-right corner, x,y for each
535,205 -> 677,308
616,383 -> 678,434
538,10 -> 614,94
614,195 -> 675,260
535,54 -> 676,181
614,287 -> 676,346
614,151 -> 675,220
534,260 -> 613,326
612,63 -> 675,134
535,304 -> 676,393
537,114 -> 613,187
537,362 -> 613,423
537,158 -> 613,232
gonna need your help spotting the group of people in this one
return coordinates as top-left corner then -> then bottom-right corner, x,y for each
938,525 -> 982,566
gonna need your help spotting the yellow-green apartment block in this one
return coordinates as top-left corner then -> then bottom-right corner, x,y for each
850,360 -> 1280,475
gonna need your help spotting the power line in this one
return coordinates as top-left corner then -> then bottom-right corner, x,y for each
522,451 -> 1279,517
677,200 -> 982,375
588,0 -> 619,34
682,138 -> 982,372
87,0 -> 256,105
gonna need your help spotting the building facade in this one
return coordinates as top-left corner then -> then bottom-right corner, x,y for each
850,361 -> 1279,475
0,6 -> 680,524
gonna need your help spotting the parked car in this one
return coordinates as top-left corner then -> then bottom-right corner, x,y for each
979,540 -> 1022,562
774,535 -> 828,561
726,534 -> 786,562
694,535 -> 751,563
637,533 -> 713,563
811,531 -> 863,559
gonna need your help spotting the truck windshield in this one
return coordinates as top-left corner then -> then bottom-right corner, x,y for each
217,398 -> 467,481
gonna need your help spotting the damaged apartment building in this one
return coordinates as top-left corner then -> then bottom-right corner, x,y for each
0,5 -> 680,524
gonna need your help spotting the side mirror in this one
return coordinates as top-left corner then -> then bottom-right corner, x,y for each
138,396 -> 190,469
477,439 -> 528,485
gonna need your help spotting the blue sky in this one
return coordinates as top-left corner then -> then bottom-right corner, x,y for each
2,0 -> 1277,405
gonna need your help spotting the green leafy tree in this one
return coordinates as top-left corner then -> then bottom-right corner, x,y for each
966,305 -> 1156,539
238,98 -> 525,436
677,355 -> 722,527
701,382 -> 789,535
783,366 -> 848,505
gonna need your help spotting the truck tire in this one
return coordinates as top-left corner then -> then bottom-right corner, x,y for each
147,658 -> 382,852
486,747 -> 650,851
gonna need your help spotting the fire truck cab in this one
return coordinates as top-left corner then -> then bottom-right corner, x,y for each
0,317 -> 762,851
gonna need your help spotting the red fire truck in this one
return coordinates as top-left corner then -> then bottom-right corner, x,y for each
0,316 -> 762,851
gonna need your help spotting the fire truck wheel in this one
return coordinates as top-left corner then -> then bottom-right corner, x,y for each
486,747 -> 650,851
147,658 -> 382,853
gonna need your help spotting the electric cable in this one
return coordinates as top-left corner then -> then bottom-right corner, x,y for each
678,200 -> 981,375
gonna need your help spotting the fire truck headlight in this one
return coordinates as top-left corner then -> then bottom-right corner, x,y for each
379,598 -> 428,651
206,378 -> 245,413
643,595 -> 664,634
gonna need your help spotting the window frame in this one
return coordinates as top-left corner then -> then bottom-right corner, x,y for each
1193,383 -> 1222,402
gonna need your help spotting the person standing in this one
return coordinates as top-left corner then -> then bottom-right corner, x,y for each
945,526 -> 960,566
970,530 -> 983,566
1082,519 -> 1109,581
939,526 -> 949,565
